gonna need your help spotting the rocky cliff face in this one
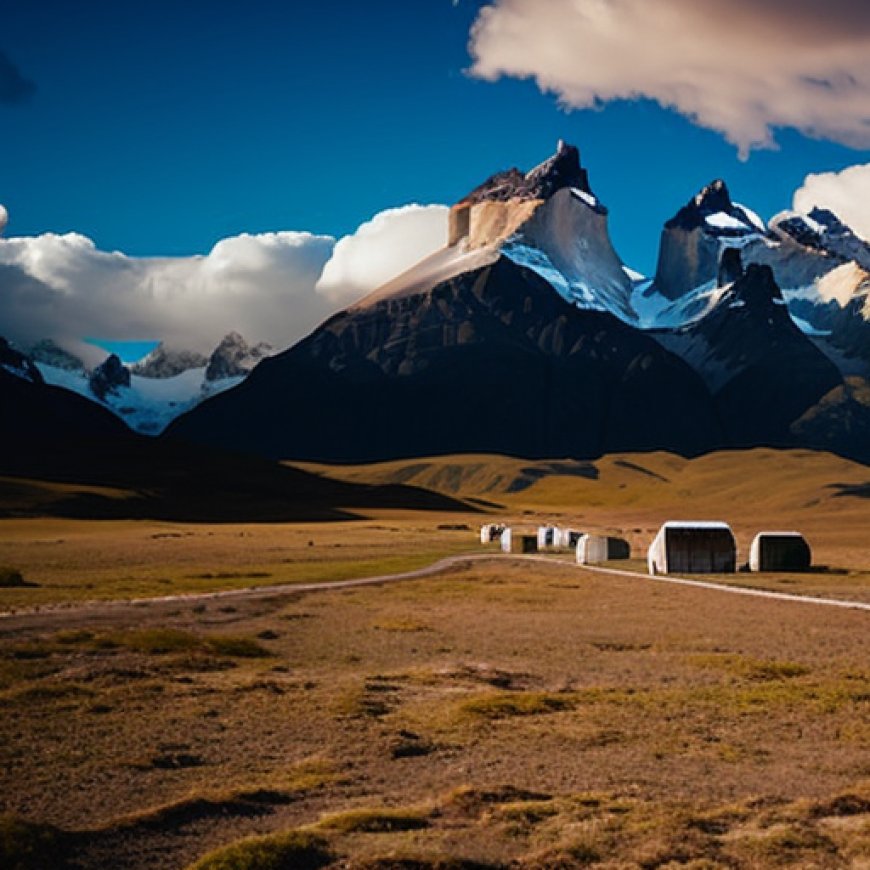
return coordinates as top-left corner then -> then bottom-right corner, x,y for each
373,141 -> 634,323
0,337 -> 43,384
89,354 -> 131,400
654,265 -> 843,446
651,180 -> 765,301
205,332 -> 272,382
132,344 -> 208,378
27,339 -> 85,372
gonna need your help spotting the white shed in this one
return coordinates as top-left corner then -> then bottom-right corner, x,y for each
537,526 -> 559,550
502,527 -> 538,554
749,532 -> 811,572
647,521 -> 736,575
557,528 -> 583,549
577,534 -> 631,565
480,524 -> 506,544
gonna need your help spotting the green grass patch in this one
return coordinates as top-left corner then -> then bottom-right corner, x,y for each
316,807 -> 430,833
458,691 -> 576,720
186,829 -> 333,870
0,815 -> 69,870
689,654 -> 811,681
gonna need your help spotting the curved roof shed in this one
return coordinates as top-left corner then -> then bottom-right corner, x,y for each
648,521 -> 736,575
576,534 -> 631,565
749,532 -> 811,572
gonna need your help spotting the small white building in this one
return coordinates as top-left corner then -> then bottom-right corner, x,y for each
480,524 -> 506,544
576,534 -> 631,565
502,527 -> 538,554
537,526 -> 559,550
647,521 -> 736,575
749,532 -> 811,572
557,528 -> 583,549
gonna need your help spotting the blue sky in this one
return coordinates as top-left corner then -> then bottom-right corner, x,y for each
2,0 -> 870,275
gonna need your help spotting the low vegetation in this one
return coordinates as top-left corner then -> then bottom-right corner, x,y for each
316,806 -> 430,834
1,455 -> 870,868
0,566 -> 31,588
458,691 -> 576,720
186,830 -> 333,870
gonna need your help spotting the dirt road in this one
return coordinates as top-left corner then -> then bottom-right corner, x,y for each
1,553 -> 868,635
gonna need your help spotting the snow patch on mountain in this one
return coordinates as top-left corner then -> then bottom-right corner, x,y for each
501,241 -> 608,311
632,280 -> 726,329
36,363 -> 243,435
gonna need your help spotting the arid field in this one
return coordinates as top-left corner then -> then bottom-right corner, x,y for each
1,448 -> 870,868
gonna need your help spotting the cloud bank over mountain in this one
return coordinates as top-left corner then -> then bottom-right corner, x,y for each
468,0 -> 870,156
316,205 -> 448,304
794,164 -> 870,242
0,205 -> 448,357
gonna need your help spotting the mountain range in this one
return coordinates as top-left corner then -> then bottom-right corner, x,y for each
19,331 -> 273,435
6,140 -> 870,465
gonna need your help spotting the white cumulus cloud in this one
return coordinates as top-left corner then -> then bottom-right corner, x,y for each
0,230 -> 336,355
0,204 -> 7,235
0,204 -> 452,359
316,204 -> 448,304
467,0 -> 870,157
793,164 -> 870,242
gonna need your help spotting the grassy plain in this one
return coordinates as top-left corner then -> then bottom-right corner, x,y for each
1,447 -> 870,868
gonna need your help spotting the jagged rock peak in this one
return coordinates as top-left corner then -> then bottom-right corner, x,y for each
458,140 -> 592,206
0,337 -> 43,384
27,339 -> 84,372
728,264 -> 783,309
665,179 -> 765,239
771,208 -> 870,270
132,342 -> 208,378
694,179 -> 732,212
205,332 -> 272,382
89,353 -> 130,401
667,179 -> 735,230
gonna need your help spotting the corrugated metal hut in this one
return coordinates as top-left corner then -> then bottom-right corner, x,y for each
749,532 -> 811,572
480,524 -> 506,544
576,534 -> 631,565
647,521 -> 736,575
537,526 -> 559,550
557,528 -> 584,549
501,528 -> 538,554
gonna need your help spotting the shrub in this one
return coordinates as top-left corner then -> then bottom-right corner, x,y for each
459,691 -> 575,720
0,567 -> 33,588
186,830 -> 333,870
317,807 -> 429,833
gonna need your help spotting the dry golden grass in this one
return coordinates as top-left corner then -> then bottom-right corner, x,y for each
0,517 -> 480,608
1,448 -> 870,867
0,556 -> 868,869
301,448 -> 870,602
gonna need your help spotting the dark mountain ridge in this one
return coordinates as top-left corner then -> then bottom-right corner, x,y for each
167,256 -> 723,461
